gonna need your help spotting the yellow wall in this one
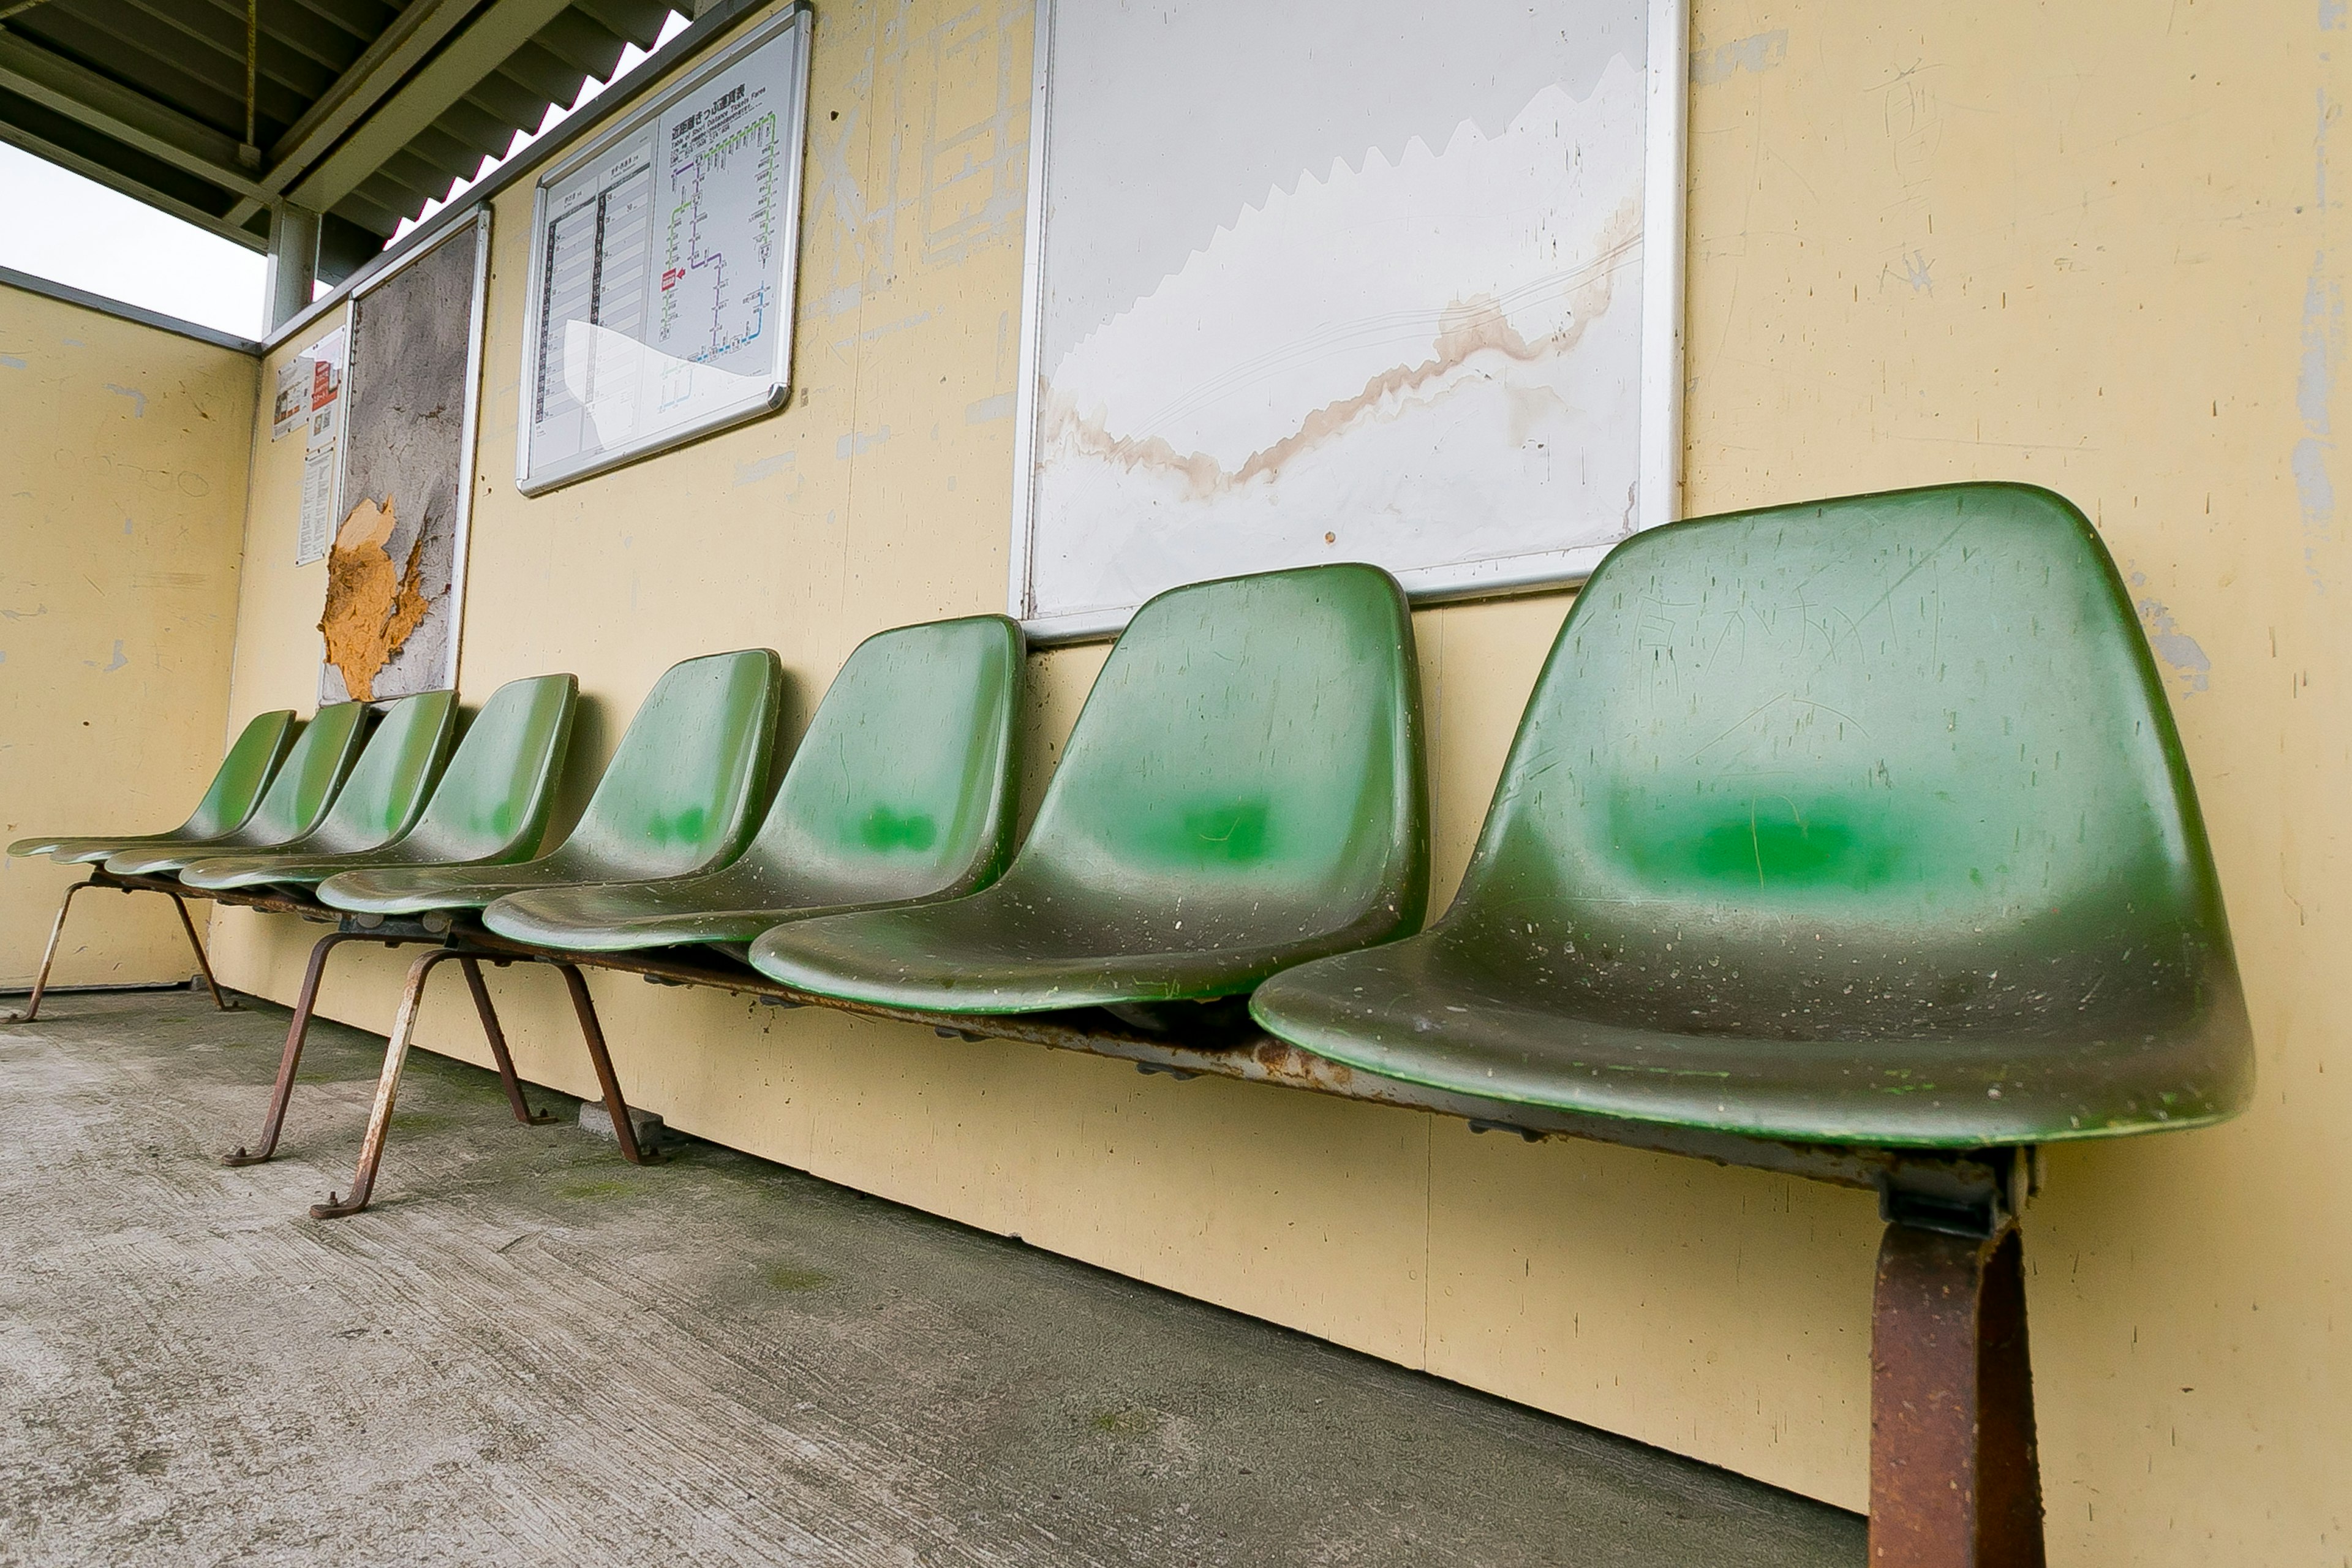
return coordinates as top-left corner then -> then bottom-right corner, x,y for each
205,2 -> 2350,1561
0,282 -> 254,987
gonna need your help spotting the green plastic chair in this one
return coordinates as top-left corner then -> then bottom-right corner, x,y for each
179,676 -> 576,892
317,649 -> 783,918
165,691 -> 454,888
747,565 -> 1427,1017
481,616 -> 1025,954
202,676 -> 578,1173
9,709 -> 297,864
1250,483 -> 2256,1148
102,702 -> 372,877
295,649 -> 783,1221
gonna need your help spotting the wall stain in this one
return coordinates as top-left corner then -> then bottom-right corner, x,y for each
2130,573 -> 2212,694
2296,85 -> 2341,592
1692,30 -> 1789,86
1040,205 -> 1636,500
733,451 -> 798,486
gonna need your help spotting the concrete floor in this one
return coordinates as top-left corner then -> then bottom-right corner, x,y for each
0,987 -> 1865,1567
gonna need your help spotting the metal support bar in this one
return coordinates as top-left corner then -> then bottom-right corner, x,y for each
12,878 -> 93,1023
459,957 -> 556,1127
8,877 -> 232,1023
311,946 -> 467,1219
551,962 -> 652,1166
307,945 -> 657,1219
1868,1221 -> 2046,1567
224,929 -> 367,1166
167,893 -> 231,1012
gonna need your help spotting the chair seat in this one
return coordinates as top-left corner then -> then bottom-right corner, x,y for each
750,878 -> 1395,1013
26,830 -> 224,865
1248,916 -> 2250,1147
8,709 -> 299,866
748,565 -> 1428,1018
183,674 -> 580,897
486,862 -> 876,951
178,843 -> 502,892
484,616 -> 1028,957
318,858 -> 601,917
1249,484 -> 2256,1151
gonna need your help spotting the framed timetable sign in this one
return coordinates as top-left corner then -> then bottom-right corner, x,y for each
515,4 -> 812,494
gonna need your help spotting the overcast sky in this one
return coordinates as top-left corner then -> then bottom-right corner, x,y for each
0,145 -> 268,337
0,11 -> 688,342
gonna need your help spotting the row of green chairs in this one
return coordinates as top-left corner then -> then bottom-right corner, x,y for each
9,483 -> 2252,1563
12,482 -> 2251,1179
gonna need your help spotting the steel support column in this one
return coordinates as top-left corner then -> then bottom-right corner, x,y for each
1868,1221 -> 2046,1567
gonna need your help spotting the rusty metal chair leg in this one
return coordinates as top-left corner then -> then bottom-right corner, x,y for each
224,930 -> 366,1167
1868,1220 -> 2046,1568
167,892 -> 234,1011
311,947 -> 468,1221
552,962 -> 655,1165
12,879 -> 95,1023
459,957 -> 556,1126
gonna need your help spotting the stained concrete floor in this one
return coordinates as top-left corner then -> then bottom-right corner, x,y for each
0,987 -> 1866,1567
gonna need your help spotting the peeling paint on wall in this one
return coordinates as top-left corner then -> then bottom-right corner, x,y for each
733,450 -> 799,486
2130,581 -> 2212,695
104,383 -> 146,418
1691,29 -> 1789,85
318,496 -> 430,702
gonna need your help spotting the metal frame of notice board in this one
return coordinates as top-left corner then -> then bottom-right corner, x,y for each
513,2 -> 813,496
1005,0 -> 1691,644
338,208 -> 494,689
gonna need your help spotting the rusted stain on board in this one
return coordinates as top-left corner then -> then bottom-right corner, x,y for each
1038,200 -> 1640,501
318,495 -> 430,702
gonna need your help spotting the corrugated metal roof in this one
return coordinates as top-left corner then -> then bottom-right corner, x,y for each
0,0 -> 676,281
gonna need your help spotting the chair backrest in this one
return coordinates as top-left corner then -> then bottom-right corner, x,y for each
399,674 -> 579,862
741,615 -> 1023,906
1009,564 -> 1426,932
295,690 -> 457,853
551,649 -> 784,879
1446,481 -> 2239,1035
176,709 -> 299,838
239,701 -> 372,845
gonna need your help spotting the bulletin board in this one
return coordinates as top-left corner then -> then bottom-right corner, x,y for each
1008,0 -> 1689,641
514,4 -> 813,495
318,211 -> 489,704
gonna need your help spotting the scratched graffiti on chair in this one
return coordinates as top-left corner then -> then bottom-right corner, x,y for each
320,222 -> 477,703
1017,0 -> 1680,630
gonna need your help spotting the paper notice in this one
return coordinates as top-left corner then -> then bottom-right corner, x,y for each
271,356 -> 309,440
296,327 -> 347,565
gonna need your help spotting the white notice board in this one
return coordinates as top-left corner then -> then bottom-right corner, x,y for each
516,4 -> 812,494
1009,0 -> 1688,641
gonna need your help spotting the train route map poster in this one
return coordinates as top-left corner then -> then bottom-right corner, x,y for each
517,7 -> 811,493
